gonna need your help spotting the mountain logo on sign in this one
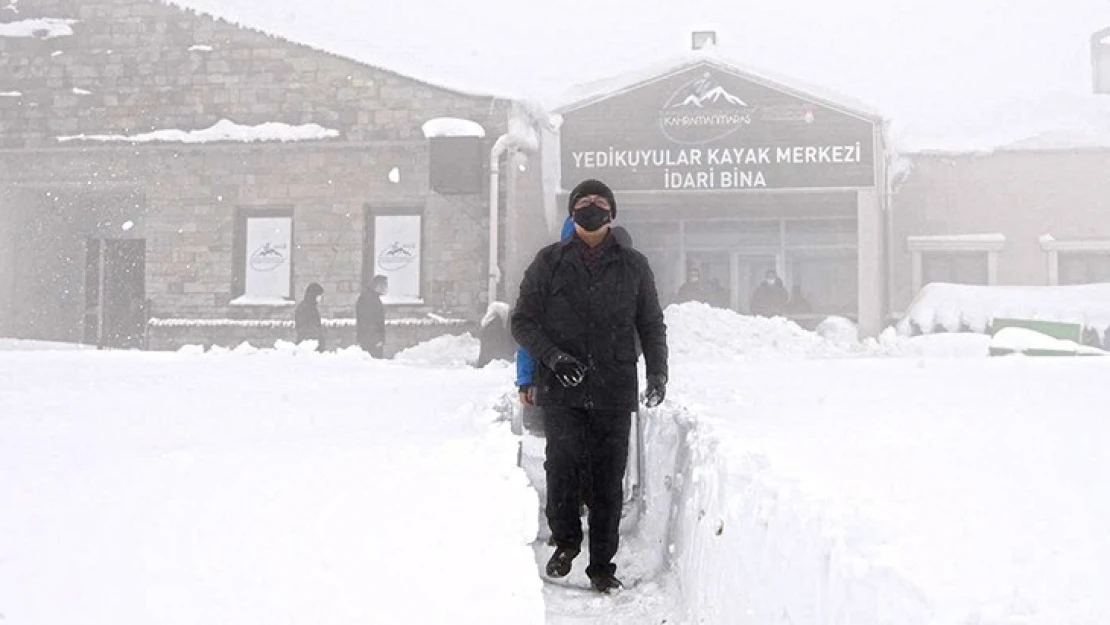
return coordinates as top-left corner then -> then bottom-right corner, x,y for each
672,84 -> 748,109
659,73 -> 753,145
249,242 -> 286,272
378,241 -> 415,271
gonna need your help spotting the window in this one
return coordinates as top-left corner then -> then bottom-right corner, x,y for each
233,208 -> 294,303
788,252 -> 858,315
365,210 -> 423,304
907,234 -> 1005,293
1040,236 -> 1110,285
1059,253 -> 1110,285
922,253 -> 989,285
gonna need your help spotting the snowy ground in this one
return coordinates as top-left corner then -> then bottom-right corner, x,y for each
4,305 -> 1110,624
0,339 -> 543,625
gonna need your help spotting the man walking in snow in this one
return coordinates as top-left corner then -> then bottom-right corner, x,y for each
511,179 -> 668,594
356,275 -> 387,357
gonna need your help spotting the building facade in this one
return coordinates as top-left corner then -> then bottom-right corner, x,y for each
508,57 -> 888,335
0,0 -> 511,351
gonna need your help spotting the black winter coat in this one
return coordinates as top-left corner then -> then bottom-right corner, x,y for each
511,234 -> 668,412
294,302 -> 324,350
355,290 -> 385,350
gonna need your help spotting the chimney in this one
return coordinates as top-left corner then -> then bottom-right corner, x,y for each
691,31 -> 717,51
1093,27 -> 1110,94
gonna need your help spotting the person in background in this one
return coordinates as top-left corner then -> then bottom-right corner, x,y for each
674,267 -> 710,304
356,275 -> 388,357
750,269 -> 789,317
294,282 -> 325,351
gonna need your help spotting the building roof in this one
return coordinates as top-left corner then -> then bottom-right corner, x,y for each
548,50 -> 884,123
154,0 -> 1110,152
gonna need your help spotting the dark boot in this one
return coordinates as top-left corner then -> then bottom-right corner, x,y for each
589,572 -> 623,594
545,546 -> 580,578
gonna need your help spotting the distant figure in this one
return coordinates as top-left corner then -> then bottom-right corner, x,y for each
356,275 -> 388,357
294,282 -> 325,351
750,270 -> 789,317
787,284 -> 812,314
477,301 -> 515,367
674,268 -> 711,304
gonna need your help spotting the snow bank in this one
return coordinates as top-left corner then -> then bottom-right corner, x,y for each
897,282 -> 1110,336
665,302 -> 854,361
0,17 -> 76,38
421,117 -> 486,138
0,90 -> 22,97
0,348 -> 544,624
666,302 -> 997,361
670,357 -> 1110,624
392,332 -> 479,367
56,119 -> 340,144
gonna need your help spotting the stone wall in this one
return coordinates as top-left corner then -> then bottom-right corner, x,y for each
0,0 -> 507,147
0,142 -> 494,338
0,0 -> 513,341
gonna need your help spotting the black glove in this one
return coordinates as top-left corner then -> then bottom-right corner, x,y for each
642,374 -> 667,408
546,351 -> 587,388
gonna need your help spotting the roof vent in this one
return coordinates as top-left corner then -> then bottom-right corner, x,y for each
691,31 -> 717,51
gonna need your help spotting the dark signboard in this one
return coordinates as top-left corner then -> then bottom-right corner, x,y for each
559,63 -> 878,192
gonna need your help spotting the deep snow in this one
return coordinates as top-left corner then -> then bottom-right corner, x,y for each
4,304 -> 1110,624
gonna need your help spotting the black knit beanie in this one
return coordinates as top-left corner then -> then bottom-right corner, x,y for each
568,179 -> 617,218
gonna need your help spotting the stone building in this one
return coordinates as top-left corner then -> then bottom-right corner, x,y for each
0,0 -> 519,351
889,29 -> 1110,320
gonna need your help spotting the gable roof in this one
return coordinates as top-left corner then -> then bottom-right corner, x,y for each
550,50 -> 883,124
164,0 -> 1110,152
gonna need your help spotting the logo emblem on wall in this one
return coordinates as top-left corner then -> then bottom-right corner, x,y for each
658,73 -> 753,145
249,242 -> 286,272
378,241 -> 415,271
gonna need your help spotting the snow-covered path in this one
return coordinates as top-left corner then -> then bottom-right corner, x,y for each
0,344 -> 545,624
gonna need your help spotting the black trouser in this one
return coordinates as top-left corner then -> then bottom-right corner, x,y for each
543,406 -> 631,579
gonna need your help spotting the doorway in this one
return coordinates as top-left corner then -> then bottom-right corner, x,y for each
85,238 -> 146,349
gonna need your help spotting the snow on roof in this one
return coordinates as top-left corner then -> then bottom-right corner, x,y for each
420,117 -> 486,139
898,282 -> 1110,336
906,233 -> 1008,251
0,17 -> 76,38
898,92 -> 1110,154
57,119 -> 340,144
166,0 -> 1110,152
0,91 -> 22,97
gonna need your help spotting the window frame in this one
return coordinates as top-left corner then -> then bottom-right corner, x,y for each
363,204 -> 426,305
1040,236 -> 1110,285
232,207 -> 296,302
907,234 -> 1005,293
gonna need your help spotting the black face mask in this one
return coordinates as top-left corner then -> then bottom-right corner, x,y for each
573,203 -> 611,232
